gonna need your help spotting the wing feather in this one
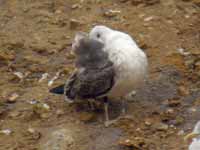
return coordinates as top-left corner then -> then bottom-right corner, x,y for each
65,63 -> 115,99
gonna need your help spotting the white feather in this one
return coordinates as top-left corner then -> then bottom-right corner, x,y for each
89,26 -> 148,98
189,121 -> 200,150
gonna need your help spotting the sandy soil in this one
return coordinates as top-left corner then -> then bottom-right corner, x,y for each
0,0 -> 199,150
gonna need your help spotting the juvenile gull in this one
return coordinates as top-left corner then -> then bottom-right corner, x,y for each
50,32 -> 116,125
51,26 -> 148,126
89,26 -> 148,124
185,121 -> 200,150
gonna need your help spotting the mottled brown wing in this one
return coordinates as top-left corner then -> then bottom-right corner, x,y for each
65,63 -> 115,100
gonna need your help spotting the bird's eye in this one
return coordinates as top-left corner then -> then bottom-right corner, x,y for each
97,33 -> 101,38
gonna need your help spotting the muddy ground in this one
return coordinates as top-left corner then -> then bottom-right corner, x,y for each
0,0 -> 199,150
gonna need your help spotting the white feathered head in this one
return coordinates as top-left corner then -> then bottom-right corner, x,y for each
89,25 -> 113,45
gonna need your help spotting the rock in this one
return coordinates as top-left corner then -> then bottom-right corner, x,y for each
62,67 -> 74,75
38,73 -> 49,83
165,108 -> 175,114
163,99 -> 182,107
78,112 -> 95,122
13,72 -> 24,81
174,116 -> 185,125
71,4 -> 82,9
154,122 -> 169,131
119,137 -> 146,149
144,120 -> 152,126
0,50 -> 15,63
56,109 -> 65,116
103,10 -> 121,18
70,19 -> 82,29
144,16 -> 155,22
40,128 -> 75,150
177,48 -> 190,56
7,93 -> 19,103
177,130 -> 184,136
26,128 -> 41,140
0,129 -> 12,135
178,85 -> 190,96
48,71 -> 61,87
32,103 -> 51,118
66,52 -> 76,60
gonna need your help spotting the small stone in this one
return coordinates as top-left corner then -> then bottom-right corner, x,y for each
177,130 -> 184,136
56,109 -> 65,116
144,16 -> 155,22
174,116 -> 184,125
71,4 -> 81,9
0,129 -> 12,135
13,72 -> 24,80
38,73 -> 49,83
32,103 -> 51,118
154,122 -> 169,131
164,99 -> 181,107
70,19 -> 82,29
78,112 -> 95,122
166,108 -> 174,114
103,10 -> 121,18
7,93 -> 19,103
62,67 -> 74,75
66,52 -> 76,60
29,99 -> 38,105
0,51 -> 15,62
119,137 -> 146,149
55,9 -> 62,14
178,86 -> 189,96
27,128 -> 41,140
177,48 -> 190,56
144,120 -> 152,126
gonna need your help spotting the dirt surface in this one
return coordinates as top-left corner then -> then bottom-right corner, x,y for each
0,0 -> 200,150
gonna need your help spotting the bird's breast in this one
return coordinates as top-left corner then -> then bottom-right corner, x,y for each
107,47 -> 148,98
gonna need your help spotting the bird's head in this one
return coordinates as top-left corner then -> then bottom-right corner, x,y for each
72,31 -> 104,56
184,121 -> 200,141
89,25 -> 112,45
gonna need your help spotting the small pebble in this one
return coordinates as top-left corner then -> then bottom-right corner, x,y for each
70,19 -> 82,29
104,10 -> 121,17
0,129 -> 12,135
7,93 -> 19,103
154,122 -> 169,131
38,73 -> 49,83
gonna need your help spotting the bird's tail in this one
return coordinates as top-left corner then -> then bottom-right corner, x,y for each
49,84 -> 65,94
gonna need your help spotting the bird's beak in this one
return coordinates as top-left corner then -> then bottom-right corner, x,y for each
184,132 -> 200,141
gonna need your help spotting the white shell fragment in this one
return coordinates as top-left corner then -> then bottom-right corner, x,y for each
48,71 -> 60,87
38,73 -> 49,83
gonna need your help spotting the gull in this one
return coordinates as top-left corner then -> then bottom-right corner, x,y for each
89,25 -> 148,125
185,121 -> 200,150
50,32 -> 116,125
50,26 -> 148,126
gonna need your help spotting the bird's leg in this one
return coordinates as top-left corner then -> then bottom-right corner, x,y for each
88,99 -> 95,110
104,97 -> 109,125
119,97 -> 133,119
121,96 -> 126,116
104,97 -> 119,127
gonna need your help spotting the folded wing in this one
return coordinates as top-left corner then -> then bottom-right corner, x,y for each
65,62 -> 115,100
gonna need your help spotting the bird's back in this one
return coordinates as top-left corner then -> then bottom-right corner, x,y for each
65,61 -> 115,100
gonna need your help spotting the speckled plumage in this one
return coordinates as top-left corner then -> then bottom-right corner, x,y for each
50,33 -> 115,102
